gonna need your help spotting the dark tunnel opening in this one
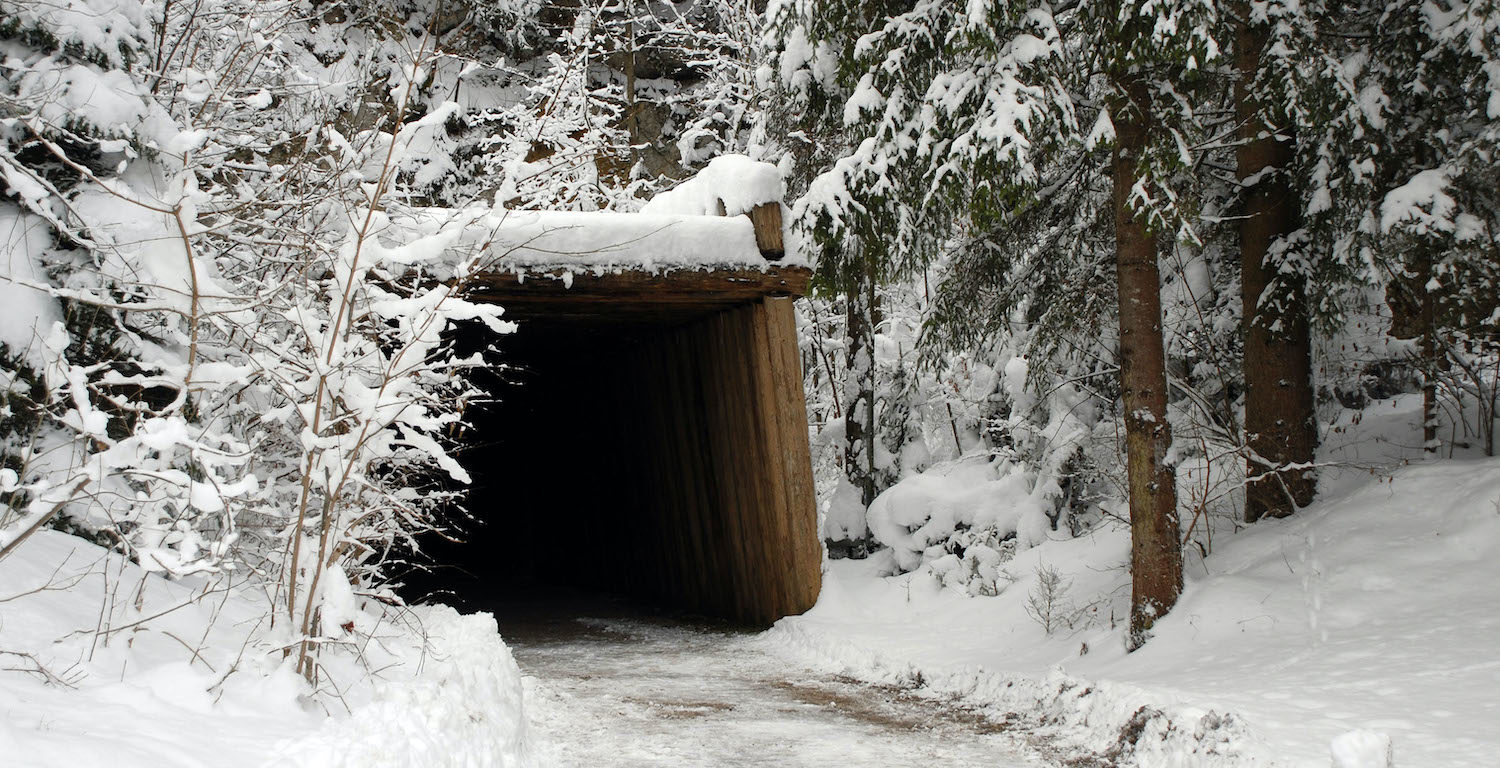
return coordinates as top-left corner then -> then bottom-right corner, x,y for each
395,283 -> 822,627
398,319 -> 652,614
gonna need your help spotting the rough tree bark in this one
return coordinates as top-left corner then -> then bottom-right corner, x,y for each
1234,12 -> 1319,522
1111,74 -> 1183,650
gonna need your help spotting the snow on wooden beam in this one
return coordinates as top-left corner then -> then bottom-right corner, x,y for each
638,155 -> 788,262
466,263 -> 812,327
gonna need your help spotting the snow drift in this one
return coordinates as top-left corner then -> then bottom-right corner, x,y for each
772,396 -> 1500,767
0,530 -> 536,768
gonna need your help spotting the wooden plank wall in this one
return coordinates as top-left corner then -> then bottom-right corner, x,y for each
606,297 -> 821,625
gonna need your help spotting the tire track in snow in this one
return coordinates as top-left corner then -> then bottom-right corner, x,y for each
499,606 -> 1044,767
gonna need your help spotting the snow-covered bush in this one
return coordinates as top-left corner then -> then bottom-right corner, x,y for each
0,0 -> 518,685
867,456 -> 1055,590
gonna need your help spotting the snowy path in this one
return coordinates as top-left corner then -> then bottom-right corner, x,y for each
499,600 -> 1043,767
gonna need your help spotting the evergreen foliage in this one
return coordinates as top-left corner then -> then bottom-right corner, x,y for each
765,0 -> 1500,640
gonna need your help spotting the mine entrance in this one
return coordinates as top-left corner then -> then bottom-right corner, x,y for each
404,266 -> 822,626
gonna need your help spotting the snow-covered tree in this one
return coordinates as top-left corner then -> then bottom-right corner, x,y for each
0,0 -> 518,684
1361,0 -> 1500,454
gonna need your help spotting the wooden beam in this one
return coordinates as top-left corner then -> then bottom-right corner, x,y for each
747,203 -> 785,261
468,265 -> 811,303
763,296 -> 822,614
478,304 -> 735,328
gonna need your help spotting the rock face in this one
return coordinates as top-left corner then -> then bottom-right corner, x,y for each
464,0 -> 746,189
629,100 -> 688,180
309,2 -> 748,209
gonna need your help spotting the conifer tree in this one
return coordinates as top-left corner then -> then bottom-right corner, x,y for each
1085,0 -> 1216,647
1361,0 -> 1500,454
762,0 -> 916,513
765,0 -> 1213,644
1232,2 -> 1319,521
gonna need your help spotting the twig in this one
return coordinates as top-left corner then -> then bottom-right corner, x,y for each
0,477 -> 91,564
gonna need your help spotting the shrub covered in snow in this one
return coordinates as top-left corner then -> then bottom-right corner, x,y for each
0,0 -> 530,684
0,529 -> 536,767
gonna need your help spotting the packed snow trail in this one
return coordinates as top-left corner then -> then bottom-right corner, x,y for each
494,596 -> 1042,767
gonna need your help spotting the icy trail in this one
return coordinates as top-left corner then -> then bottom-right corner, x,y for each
497,599 -> 1043,768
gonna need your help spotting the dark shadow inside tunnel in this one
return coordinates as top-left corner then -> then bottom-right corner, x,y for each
395,281 -> 822,626
396,320 -> 647,614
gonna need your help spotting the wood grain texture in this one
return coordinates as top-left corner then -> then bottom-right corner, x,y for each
748,203 -> 785,261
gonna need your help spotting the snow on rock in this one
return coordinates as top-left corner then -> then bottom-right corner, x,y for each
1330,731 -> 1394,768
18,65 -> 160,140
639,154 -> 784,217
5,0 -> 148,69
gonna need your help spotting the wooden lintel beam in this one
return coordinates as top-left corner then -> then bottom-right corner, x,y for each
467,265 -> 813,304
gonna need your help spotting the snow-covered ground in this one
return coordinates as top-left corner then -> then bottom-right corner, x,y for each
768,394 -> 1500,767
0,531 -> 535,768
501,601 -> 1041,767
6,393 -> 1494,768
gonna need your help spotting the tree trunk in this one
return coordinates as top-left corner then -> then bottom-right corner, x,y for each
1235,13 -> 1319,522
1419,258 -> 1442,454
843,264 -> 879,507
1383,246 -> 1445,453
1111,74 -> 1183,650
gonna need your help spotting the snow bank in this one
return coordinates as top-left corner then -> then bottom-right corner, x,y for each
0,531 -> 309,767
273,606 -> 533,768
765,535 -> 1275,768
639,155 -> 784,217
0,531 -> 535,768
766,614 -> 1273,768
772,396 -> 1500,766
